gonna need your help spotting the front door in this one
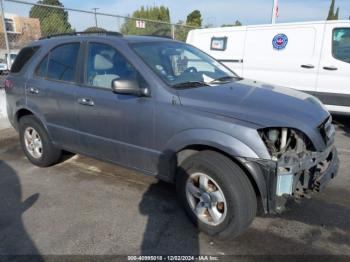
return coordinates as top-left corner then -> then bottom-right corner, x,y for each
75,42 -> 156,173
316,25 -> 350,113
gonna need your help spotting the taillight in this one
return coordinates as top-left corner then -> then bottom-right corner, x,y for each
4,79 -> 13,91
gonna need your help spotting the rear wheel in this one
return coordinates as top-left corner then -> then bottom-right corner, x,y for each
176,150 -> 257,239
19,115 -> 62,167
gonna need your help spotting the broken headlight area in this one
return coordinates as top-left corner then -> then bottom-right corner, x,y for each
258,127 -> 339,212
258,128 -> 315,161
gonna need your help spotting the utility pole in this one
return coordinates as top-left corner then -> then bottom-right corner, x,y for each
0,0 -> 10,68
92,8 -> 99,27
271,0 -> 279,24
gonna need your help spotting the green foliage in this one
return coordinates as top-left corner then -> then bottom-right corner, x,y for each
174,20 -> 191,41
186,10 -> 202,27
221,20 -> 242,27
84,26 -> 107,33
234,20 -> 242,26
29,0 -> 72,36
327,0 -> 340,20
335,7 -> 340,20
120,6 -> 171,36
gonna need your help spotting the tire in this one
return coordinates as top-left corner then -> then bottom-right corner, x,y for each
19,115 -> 62,167
176,150 -> 257,239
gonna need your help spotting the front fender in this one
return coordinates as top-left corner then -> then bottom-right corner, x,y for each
161,129 -> 272,213
164,129 -> 260,159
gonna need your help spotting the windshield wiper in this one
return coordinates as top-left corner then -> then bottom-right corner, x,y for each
209,76 -> 242,84
171,81 -> 210,89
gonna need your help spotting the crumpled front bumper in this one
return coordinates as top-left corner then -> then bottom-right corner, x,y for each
239,146 -> 339,214
313,147 -> 339,192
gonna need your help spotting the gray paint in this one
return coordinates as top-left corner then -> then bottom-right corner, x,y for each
5,35 -> 333,212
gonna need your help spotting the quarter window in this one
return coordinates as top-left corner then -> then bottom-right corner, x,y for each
333,28 -> 350,64
11,46 -> 40,73
86,43 -> 139,89
47,43 -> 80,82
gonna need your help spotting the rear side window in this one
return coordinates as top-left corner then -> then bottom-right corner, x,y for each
10,46 -> 40,73
46,43 -> 80,82
333,28 -> 350,64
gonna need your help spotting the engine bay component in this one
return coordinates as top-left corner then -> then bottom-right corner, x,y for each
258,126 -> 338,211
258,127 -> 314,160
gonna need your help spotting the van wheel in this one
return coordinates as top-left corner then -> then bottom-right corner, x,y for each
176,150 -> 257,239
19,115 -> 62,167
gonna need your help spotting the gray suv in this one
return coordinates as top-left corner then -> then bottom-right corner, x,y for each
5,32 -> 339,239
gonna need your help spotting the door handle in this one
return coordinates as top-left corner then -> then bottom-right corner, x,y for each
301,64 -> 315,69
77,98 -> 94,106
323,66 -> 338,71
29,87 -> 39,94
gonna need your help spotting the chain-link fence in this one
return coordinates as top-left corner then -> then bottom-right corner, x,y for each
0,0 -> 197,84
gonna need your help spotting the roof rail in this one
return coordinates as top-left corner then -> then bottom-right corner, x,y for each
40,31 -> 123,40
141,35 -> 173,39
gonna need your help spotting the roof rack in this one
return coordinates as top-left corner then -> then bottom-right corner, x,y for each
40,31 -> 123,40
141,35 -> 173,39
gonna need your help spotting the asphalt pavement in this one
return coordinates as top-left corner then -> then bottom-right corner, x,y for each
0,115 -> 349,258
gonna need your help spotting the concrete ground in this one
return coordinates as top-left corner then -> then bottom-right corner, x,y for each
0,115 -> 349,258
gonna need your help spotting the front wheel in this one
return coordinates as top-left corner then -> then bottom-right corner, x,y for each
176,150 -> 257,239
19,115 -> 62,167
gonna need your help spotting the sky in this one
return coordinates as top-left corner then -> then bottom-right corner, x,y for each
4,0 -> 350,31
63,0 -> 350,25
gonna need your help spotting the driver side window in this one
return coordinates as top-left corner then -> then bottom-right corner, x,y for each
86,43 -> 138,89
333,28 -> 350,64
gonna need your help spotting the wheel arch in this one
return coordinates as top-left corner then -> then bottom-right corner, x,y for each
15,108 -> 53,141
160,129 -> 268,212
175,145 -> 268,213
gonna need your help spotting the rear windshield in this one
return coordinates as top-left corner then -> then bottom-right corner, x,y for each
10,46 -> 40,73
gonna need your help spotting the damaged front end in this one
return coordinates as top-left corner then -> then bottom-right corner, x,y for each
257,116 -> 339,213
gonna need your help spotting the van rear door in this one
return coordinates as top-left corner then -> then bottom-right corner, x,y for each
316,23 -> 350,113
242,24 -> 324,93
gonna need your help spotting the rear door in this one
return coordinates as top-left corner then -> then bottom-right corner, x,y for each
26,42 -> 81,150
316,24 -> 350,113
242,24 -> 324,93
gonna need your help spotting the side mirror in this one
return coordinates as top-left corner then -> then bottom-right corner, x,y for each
111,79 -> 150,97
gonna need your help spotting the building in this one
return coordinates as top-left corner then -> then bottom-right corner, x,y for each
0,13 -> 41,51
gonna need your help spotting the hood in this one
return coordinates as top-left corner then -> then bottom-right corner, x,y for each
177,79 -> 329,129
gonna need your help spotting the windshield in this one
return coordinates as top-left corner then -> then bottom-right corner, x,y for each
131,41 -> 238,88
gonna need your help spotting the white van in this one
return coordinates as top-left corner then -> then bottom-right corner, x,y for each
187,20 -> 350,114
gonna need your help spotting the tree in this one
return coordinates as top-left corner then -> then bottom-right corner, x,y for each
221,20 -> 242,27
29,0 -> 72,36
121,6 -> 171,36
84,26 -> 107,33
327,0 -> 339,20
40,13 -> 70,36
186,10 -> 202,27
234,20 -> 242,26
174,20 -> 192,41
334,7 -> 340,20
